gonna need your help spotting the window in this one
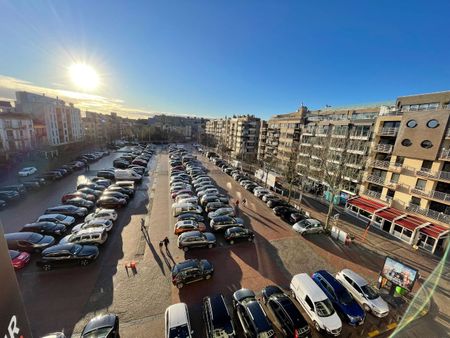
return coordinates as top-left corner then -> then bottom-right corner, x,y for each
304,296 -> 314,311
401,139 -> 412,147
406,120 -> 417,128
421,140 -> 433,149
415,179 -> 427,191
390,173 -> 400,183
395,156 -> 405,166
427,119 -> 439,128
411,196 -> 421,205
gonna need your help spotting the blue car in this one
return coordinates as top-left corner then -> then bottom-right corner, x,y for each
312,270 -> 365,326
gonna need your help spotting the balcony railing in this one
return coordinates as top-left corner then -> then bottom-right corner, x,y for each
406,203 -> 450,224
366,174 -> 386,185
440,149 -> 450,160
363,189 -> 382,200
379,127 -> 399,136
347,148 -> 367,155
370,160 -> 390,169
416,168 -> 450,182
331,133 -> 346,138
411,188 -> 450,203
346,162 -> 363,169
374,144 -> 393,154
349,133 -> 370,140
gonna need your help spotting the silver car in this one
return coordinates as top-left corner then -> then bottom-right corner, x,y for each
60,228 -> 108,246
292,218 -> 324,235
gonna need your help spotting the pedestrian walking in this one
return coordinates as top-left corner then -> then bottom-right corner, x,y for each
163,236 -> 170,249
235,199 -> 240,207
242,198 -> 247,207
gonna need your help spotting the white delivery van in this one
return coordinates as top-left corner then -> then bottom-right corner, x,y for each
114,169 -> 142,182
172,203 -> 203,217
290,273 -> 342,336
113,180 -> 136,190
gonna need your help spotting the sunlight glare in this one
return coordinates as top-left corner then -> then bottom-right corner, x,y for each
69,63 -> 99,90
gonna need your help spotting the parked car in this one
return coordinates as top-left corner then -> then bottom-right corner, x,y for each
101,191 -> 129,202
91,178 -> 112,188
0,184 -> 26,196
205,201 -> 227,213
267,198 -> 289,208
165,303 -> 193,338
78,187 -> 103,197
9,250 -> 31,270
106,185 -> 134,197
171,259 -> 214,289
62,192 -> 95,203
232,288 -> 275,338
60,228 -> 108,246
97,170 -> 115,180
293,219 -> 324,235
37,214 -> 76,227
77,183 -> 106,191
224,227 -> 254,245
22,180 -> 41,191
336,269 -> 389,318
40,171 -> 62,181
21,222 -> 66,236
312,270 -> 365,326
176,213 -> 204,223
96,196 -> 127,209
290,273 -> 342,335
0,190 -> 20,202
64,197 -> 95,209
208,207 -> 235,219
273,205 -> 297,217
177,231 -> 216,251
18,166 -> 38,176
0,199 -> 6,208
262,194 -> 278,202
85,208 -> 118,222
5,232 -> 55,253
72,219 -> 114,233
290,212 -> 306,225
174,220 -> 206,235
37,243 -> 99,271
45,205 -> 88,218
202,294 -> 236,338
261,285 -> 311,338
81,313 -> 120,338
210,216 -> 244,232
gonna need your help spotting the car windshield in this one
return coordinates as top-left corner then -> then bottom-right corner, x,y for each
337,291 -> 353,305
315,299 -> 335,317
29,233 -> 43,242
55,215 -> 65,221
69,245 -> 82,254
361,284 -> 379,300
169,324 -> 190,338
82,327 -> 112,338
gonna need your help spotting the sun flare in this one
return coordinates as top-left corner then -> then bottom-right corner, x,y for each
69,63 -> 99,90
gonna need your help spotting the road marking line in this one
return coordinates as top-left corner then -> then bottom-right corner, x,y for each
387,322 -> 397,330
367,330 -> 380,337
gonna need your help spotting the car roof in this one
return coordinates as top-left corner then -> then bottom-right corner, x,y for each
340,268 -> 368,286
314,270 -> 347,293
234,288 -> 255,302
306,218 -> 321,224
44,243 -> 78,253
82,314 -> 117,334
291,273 -> 328,301
246,301 -> 272,332
73,227 -> 105,235
5,232 -> 40,240
179,230 -> 202,238
174,259 -> 199,271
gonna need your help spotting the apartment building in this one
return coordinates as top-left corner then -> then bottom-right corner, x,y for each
15,91 -> 83,147
83,111 -> 134,144
296,105 -> 381,198
348,91 -> 450,255
206,115 -> 261,160
257,120 -> 268,160
0,111 -> 34,161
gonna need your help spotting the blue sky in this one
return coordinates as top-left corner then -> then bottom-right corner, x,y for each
0,0 -> 449,119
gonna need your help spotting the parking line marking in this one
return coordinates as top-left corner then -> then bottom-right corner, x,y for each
387,322 -> 398,330
367,330 -> 380,337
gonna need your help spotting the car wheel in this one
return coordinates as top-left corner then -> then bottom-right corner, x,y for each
207,243 -> 214,249
80,259 -> 90,266
247,237 -> 253,242
183,247 -> 189,252
313,321 -> 321,332
42,264 -> 51,271
205,274 -> 212,280
363,304 -> 371,312
177,282 -> 184,289
229,240 -> 235,245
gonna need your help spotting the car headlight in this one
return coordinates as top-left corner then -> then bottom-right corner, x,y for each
347,314 -> 361,323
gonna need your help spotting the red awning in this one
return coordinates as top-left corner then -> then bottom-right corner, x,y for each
347,196 -> 386,213
375,207 -> 405,222
395,215 -> 427,231
420,224 -> 450,239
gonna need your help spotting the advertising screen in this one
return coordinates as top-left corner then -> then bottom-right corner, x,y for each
381,256 -> 419,291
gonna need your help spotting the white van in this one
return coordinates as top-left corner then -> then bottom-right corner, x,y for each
114,169 -> 142,182
290,273 -> 342,336
112,180 -> 135,190
172,203 -> 203,217
165,303 -> 193,338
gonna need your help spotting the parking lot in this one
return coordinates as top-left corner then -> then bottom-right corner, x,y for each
2,146 -> 399,337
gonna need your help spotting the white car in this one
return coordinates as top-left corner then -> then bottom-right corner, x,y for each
293,218 -> 324,235
85,209 -> 118,222
18,167 -> 37,176
255,189 -> 270,198
165,303 -> 193,338
59,227 -> 108,245
336,269 -> 389,318
207,207 -> 235,219
72,219 -> 113,233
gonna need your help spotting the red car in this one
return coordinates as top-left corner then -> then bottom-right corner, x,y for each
171,189 -> 193,199
61,192 -> 95,203
9,250 -> 31,270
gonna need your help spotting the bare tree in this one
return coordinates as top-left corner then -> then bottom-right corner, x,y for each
296,137 -> 317,204
261,155 -> 277,188
284,151 -> 299,203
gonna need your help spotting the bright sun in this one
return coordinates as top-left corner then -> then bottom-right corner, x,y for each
69,63 -> 99,90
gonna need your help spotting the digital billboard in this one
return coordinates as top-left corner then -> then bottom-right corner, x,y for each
381,256 -> 419,292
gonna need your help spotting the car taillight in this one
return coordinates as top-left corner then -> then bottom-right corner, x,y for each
294,329 -> 299,338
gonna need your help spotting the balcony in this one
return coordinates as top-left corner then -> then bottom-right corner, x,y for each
329,146 -> 344,151
366,174 -> 386,186
416,168 -> 450,182
440,149 -> 450,160
300,142 -> 312,147
374,144 -> 393,154
410,188 -> 450,204
346,162 -> 363,169
379,127 -> 399,137
363,189 -> 382,200
349,133 -> 370,140
388,163 -> 403,173
347,148 -> 367,155
406,203 -> 450,224
302,130 -> 314,136
331,133 -> 346,139
369,160 -> 390,169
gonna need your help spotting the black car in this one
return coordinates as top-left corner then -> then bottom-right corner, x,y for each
0,199 -> 6,208
37,243 -> 99,270
77,183 -> 106,191
41,171 -> 63,180
22,180 -> 41,190
106,185 -> 134,197
21,222 -> 66,236
224,227 -> 255,244
232,289 -> 275,338
261,285 -> 311,338
97,170 -> 115,180
28,177 -> 48,186
113,159 -> 129,169
101,191 -> 129,202
81,313 -> 120,338
0,190 -> 20,202
5,232 -> 55,253
64,197 -> 95,209
177,213 -> 204,222
205,201 -> 226,213
96,196 -> 127,209
203,294 -> 236,338
290,212 -> 306,224
45,205 -> 88,218
273,205 -> 297,217
171,258 -> 214,289
91,178 -> 112,187
78,187 -> 103,197
0,184 -> 27,196
51,168 -> 69,177
267,198 -> 289,208
210,216 -> 244,232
